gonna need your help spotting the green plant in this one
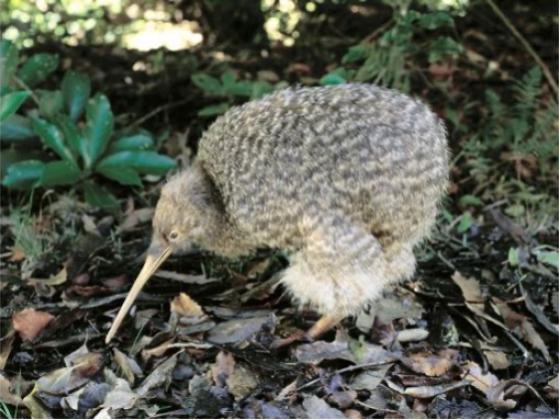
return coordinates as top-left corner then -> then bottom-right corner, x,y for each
0,40 -> 176,210
191,70 -> 281,116
321,9 -> 463,91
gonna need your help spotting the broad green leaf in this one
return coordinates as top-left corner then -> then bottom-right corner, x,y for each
109,133 -> 154,152
0,91 -> 30,121
417,11 -> 454,29
37,89 -> 64,118
456,212 -> 473,234
31,117 -> 77,166
459,194 -> 483,207
508,247 -> 519,267
2,159 -> 45,190
505,204 -> 525,218
0,114 -> 34,141
96,151 -> 175,175
191,73 -> 223,95
221,71 -> 237,88
250,81 -> 274,99
342,45 -> 367,64
17,53 -> 59,87
0,148 -> 44,178
83,181 -> 119,210
197,102 -> 230,117
54,114 -> 84,158
96,166 -> 142,186
39,160 -> 82,187
320,73 -> 346,86
84,93 -> 113,167
535,250 -> 559,269
0,40 -> 19,89
61,70 -> 91,120
226,80 -> 253,97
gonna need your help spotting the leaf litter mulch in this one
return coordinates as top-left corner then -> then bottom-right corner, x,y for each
0,197 -> 558,419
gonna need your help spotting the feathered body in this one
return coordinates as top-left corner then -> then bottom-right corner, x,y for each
156,84 -> 448,318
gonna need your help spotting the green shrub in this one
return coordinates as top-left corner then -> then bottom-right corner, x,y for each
0,40 -> 176,210
321,9 -> 463,91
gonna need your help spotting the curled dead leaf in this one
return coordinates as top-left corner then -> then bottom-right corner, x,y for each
113,348 -> 143,384
295,330 -> 395,365
170,292 -> 205,317
36,352 -> 103,395
401,349 -> 459,377
493,299 -> 551,362
12,308 -> 55,342
465,361 -> 517,411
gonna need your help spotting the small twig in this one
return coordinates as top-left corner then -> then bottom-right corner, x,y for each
361,18 -> 394,44
355,400 -> 398,414
130,97 -> 193,127
297,361 -> 395,391
485,0 -> 558,96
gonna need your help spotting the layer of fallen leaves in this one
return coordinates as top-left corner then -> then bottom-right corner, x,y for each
0,197 -> 557,419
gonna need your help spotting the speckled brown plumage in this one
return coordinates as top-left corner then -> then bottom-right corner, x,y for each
153,83 -> 448,319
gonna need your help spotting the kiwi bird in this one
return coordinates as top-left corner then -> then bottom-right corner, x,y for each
105,84 -> 448,344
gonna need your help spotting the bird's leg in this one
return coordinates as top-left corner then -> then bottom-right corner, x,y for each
271,313 -> 343,349
306,313 -> 343,339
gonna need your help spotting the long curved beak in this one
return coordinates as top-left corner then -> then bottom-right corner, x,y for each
105,244 -> 172,344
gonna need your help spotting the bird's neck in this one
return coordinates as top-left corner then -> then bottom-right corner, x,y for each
207,215 -> 255,259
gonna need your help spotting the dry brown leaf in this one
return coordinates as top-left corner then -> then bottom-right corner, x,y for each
386,378 -> 470,398
207,314 -> 276,344
350,364 -> 393,391
136,354 -> 178,397
102,369 -> 139,411
141,338 -> 175,361
544,375 -> 558,399
295,330 -> 395,365
118,208 -> 154,232
226,364 -> 258,401
344,408 -> 362,419
494,300 -> 551,362
302,394 -> 346,419
211,351 -> 235,387
465,361 -> 517,411
23,389 -> 51,419
113,348 -> 143,384
12,308 -> 55,341
170,292 -> 204,317
28,267 -> 68,287
0,373 -> 22,406
401,349 -> 459,377
0,329 -> 15,369
8,246 -> 26,262
36,352 -> 103,395
452,271 -> 486,316
483,350 -> 511,370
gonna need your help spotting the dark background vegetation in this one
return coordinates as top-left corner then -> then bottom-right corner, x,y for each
0,0 -> 558,418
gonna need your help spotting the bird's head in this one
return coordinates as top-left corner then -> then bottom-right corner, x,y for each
105,163 -> 224,343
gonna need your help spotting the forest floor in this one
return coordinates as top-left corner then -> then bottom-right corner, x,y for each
0,2 -> 558,418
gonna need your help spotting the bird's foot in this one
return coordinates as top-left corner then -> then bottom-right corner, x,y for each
270,329 -> 310,349
270,313 -> 343,349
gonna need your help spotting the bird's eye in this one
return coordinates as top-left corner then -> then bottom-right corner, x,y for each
168,231 -> 179,241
